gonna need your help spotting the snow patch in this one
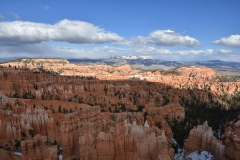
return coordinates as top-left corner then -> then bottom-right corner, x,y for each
12,151 -> 22,156
174,148 -> 184,160
174,150 -> 213,160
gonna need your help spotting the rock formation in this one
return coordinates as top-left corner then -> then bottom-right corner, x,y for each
21,134 -> 58,160
58,107 -> 174,160
0,149 -> 21,160
222,116 -> 240,160
185,121 -> 225,160
184,117 -> 240,160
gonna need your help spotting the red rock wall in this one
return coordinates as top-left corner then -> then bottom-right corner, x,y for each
185,121 -> 225,160
222,118 -> 240,160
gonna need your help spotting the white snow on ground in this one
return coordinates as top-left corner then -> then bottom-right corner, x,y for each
175,150 -> 213,160
174,148 -> 184,160
12,151 -> 22,156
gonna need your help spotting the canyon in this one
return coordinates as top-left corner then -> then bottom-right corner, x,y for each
0,58 -> 239,160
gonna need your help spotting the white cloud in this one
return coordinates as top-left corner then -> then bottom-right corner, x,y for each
44,5 -> 49,9
0,42 -> 172,59
9,12 -> 20,19
175,49 -> 233,55
149,30 -> 201,47
0,14 -> 4,19
1,40 -> 236,62
175,50 -> 201,55
134,47 -> 172,55
0,19 -> 124,46
0,19 -> 237,62
0,42 -> 240,61
116,36 -> 154,47
216,49 -> 232,54
212,35 -> 240,47
116,30 -> 201,47
69,47 -> 238,61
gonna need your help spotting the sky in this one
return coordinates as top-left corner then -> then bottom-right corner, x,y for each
0,0 -> 240,61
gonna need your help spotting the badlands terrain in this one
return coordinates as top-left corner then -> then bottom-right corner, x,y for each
0,58 -> 239,160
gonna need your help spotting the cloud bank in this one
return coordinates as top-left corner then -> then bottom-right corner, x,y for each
0,19 -> 238,62
150,30 -> 201,47
212,35 -> 240,47
0,19 -> 124,46
117,30 -> 201,47
1,42 -> 237,62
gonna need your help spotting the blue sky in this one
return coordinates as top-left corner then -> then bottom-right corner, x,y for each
0,0 -> 240,61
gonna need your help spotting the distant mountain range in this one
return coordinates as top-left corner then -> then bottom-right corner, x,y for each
68,56 -> 239,68
68,56 -> 240,76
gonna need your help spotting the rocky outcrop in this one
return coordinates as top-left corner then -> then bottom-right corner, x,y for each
0,149 -> 21,160
176,66 -> 218,79
185,121 -> 225,160
147,103 -> 185,120
222,116 -> 240,160
59,107 -> 174,160
21,134 -> 58,160
185,115 -> 240,160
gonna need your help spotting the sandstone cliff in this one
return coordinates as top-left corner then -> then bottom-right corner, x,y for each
185,121 -> 225,160
222,116 -> 240,160
185,115 -> 240,160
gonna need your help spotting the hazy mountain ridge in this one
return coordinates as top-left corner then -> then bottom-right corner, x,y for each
68,57 -> 240,76
68,57 -> 240,67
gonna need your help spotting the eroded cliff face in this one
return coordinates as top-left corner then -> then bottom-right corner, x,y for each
0,68 -> 177,159
21,134 -> 58,160
59,108 -> 174,160
222,116 -> 240,160
185,115 -> 240,160
0,95 -> 174,160
185,121 -> 225,160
